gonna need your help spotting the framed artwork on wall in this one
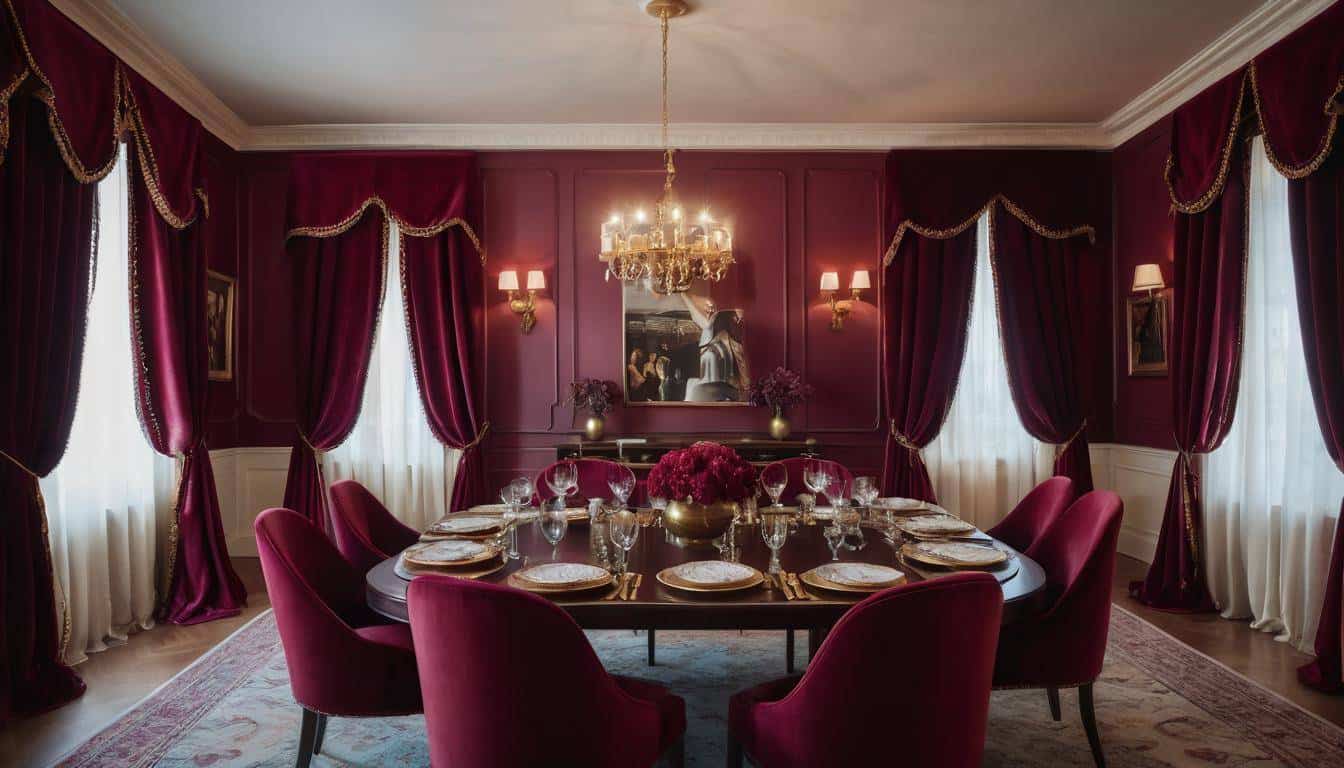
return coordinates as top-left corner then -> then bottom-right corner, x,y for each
1126,289 -> 1170,377
206,270 -> 236,382
622,278 -> 750,405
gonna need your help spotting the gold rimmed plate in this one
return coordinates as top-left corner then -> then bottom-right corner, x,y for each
902,540 -> 1008,569
656,561 -> 764,593
394,554 -> 506,581
801,563 -> 906,593
423,515 -> 503,540
402,539 -> 499,568
896,515 -> 977,538
507,562 -> 614,594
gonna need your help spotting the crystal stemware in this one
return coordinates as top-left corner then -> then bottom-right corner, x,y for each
546,461 -> 577,511
823,525 -> 844,561
852,475 -> 879,511
760,511 -> 789,578
607,466 -> 636,509
608,506 -> 640,576
539,504 -> 568,560
761,462 -> 787,507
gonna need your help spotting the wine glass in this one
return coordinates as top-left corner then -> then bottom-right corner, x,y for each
760,512 -> 789,579
498,482 -> 520,559
804,461 -> 833,505
761,463 -> 787,507
823,525 -> 845,561
822,473 -> 848,510
608,506 -> 640,576
607,466 -> 636,509
539,504 -> 569,560
547,461 -> 577,510
835,500 -> 865,550
852,476 -> 878,511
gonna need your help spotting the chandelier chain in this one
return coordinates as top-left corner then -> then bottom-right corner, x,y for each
660,10 -> 674,190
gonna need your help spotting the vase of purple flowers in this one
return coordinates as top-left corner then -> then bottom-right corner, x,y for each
569,378 -> 619,441
746,367 -> 814,440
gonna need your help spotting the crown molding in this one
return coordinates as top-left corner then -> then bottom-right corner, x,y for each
50,0 -> 1335,152
48,0 -> 249,148
1099,0 -> 1336,146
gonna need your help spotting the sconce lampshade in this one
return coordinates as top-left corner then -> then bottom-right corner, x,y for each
819,271 -> 840,292
526,270 -> 546,291
1132,263 -> 1165,292
850,270 -> 871,291
498,270 -> 520,291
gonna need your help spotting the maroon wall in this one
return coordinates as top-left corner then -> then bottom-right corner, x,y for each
201,131 -> 245,449
225,148 -> 1118,491
1111,118 -> 1175,449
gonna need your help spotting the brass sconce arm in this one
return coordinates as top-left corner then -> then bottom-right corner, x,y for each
507,290 -> 537,334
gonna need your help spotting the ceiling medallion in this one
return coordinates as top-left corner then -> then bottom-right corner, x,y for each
598,0 -> 733,295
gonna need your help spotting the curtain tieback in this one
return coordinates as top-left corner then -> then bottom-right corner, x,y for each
461,421 -> 491,452
1174,437 -> 1203,570
889,420 -> 924,466
0,446 -> 40,480
1055,419 -> 1088,459
296,429 -> 325,457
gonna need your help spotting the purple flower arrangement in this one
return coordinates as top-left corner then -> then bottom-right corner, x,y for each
646,441 -> 757,506
746,366 -> 814,411
568,378 -> 619,417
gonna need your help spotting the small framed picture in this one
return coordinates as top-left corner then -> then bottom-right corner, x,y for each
206,270 -> 235,382
1126,290 -> 1170,377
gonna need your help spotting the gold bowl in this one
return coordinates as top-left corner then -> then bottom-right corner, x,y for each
662,499 -> 738,541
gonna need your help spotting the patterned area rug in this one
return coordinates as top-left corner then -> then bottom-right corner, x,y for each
58,604 -> 1344,767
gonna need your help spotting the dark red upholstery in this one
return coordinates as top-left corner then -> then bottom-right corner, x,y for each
728,573 -> 1002,768
328,480 -> 420,573
254,508 -> 421,717
407,575 -> 685,768
993,490 -> 1123,689
987,476 -> 1078,555
761,458 -> 854,505
534,458 -> 638,505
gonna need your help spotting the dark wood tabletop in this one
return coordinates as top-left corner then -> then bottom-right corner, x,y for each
365,513 -> 1049,631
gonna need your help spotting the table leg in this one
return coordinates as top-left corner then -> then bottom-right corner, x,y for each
647,628 -> 656,666
786,629 -> 795,673
807,626 -> 830,660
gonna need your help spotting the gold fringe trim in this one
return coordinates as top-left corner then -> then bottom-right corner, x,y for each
0,66 -> 27,165
120,72 -> 206,229
882,202 -> 987,268
888,419 -> 926,468
882,194 -> 1095,268
462,422 -> 491,452
158,455 -> 186,614
0,450 -> 73,662
286,195 -> 485,264
1165,70 -> 1250,214
1249,61 -> 1342,180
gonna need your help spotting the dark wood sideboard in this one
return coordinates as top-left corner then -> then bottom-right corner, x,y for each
555,437 -> 820,468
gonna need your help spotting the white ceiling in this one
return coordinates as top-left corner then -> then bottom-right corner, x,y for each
55,0 -> 1332,148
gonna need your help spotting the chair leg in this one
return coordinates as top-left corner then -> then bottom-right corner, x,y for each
648,628 -> 656,666
1046,686 -> 1061,721
1079,682 -> 1106,768
664,733 -> 685,767
295,708 -> 319,768
312,713 -> 328,755
785,629 -> 795,673
726,732 -> 744,768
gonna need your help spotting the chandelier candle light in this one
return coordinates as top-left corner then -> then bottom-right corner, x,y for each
598,0 -> 733,295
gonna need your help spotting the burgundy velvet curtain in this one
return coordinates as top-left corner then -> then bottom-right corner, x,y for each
283,211 -> 387,530
125,70 -> 246,625
880,228 -> 978,502
0,93 -> 93,722
990,207 -> 1096,492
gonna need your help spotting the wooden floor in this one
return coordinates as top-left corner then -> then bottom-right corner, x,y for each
4,555 -> 1343,766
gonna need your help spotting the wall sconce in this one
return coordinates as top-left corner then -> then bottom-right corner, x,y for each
1131,263 -> 1165,297
820,270 -> 870,331
499,269 -> 545,333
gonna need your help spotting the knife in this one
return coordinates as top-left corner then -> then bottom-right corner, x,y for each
627,573 -> 643,601
778,574 -> 795,600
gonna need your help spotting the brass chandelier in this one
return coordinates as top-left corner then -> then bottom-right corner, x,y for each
598,0 -> 733,295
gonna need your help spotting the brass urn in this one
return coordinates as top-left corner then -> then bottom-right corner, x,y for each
768,406 -> 791,441
662,499 -> 738,541
584,415 -> 605,441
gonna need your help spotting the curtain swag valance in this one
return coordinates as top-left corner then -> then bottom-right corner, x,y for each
1166,1 -> 1344,212
883,193 -> 1095,268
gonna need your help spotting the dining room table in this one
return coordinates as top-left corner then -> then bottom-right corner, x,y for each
365,507 -> 1049,660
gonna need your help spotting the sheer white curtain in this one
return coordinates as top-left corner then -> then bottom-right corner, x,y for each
324,225 -> 455,531
1204,137 -> 1344,652
39,145 -> 175,665
924,214 -> 1042,530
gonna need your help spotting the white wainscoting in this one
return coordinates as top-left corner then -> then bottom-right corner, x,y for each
211,443 -> 1177,563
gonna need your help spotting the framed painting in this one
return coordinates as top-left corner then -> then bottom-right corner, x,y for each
1126,290 -> 1170,377
206,270 -> 236,382
622,278 -> 750,405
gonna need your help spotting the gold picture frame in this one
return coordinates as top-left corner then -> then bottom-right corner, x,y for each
621,278 -> 750,407
1126,290 -> 1170,377
206,270 -> 235,382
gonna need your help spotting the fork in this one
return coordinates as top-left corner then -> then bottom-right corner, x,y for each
624,573 -> 643,601
604,573 -> 629,601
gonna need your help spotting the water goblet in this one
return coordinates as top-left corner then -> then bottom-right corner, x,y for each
761,463 -> 787,507
607,466 -> 636,510
823,525 -> 845,561
546,461 -> 577,510
852,475 -> 879,512
608,506 -> 640,577
760,511 -> 790,579
539,504 -> 568,560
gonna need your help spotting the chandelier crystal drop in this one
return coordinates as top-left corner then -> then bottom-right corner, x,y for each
598,0 -> 733,295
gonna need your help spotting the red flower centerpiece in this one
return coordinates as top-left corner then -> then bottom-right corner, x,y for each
647,441 -> 757,540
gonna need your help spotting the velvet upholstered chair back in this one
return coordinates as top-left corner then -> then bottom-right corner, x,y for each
762,457 -> 854,504
987,476 -> 1077,554
408,575 -> 666,768
740,573 -> 1002,767
328,479 -> 420,572
534,457 -> 635,505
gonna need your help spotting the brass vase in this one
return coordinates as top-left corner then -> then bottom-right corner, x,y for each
584,415 -> 605,441
662,499 -> 738,541
768,406 -> 791,440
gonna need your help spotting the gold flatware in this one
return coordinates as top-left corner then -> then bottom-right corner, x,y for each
788,572 -> 815,600
626,573 -> 643,601
782,574 -> 799,600
604,573 -> 629,601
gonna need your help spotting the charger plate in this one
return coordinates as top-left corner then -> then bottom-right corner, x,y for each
872,498 -> 951,517
424,515 -> 502,538
657,561 -> 764,593
801,563 -> 906,593
902,540 -> 1008,568
394,554 -> 506,581
401,539 -> 498,568
896,515 -> 977,538
507,562 -> 614,594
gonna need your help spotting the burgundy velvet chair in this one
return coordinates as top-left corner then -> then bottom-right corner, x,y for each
986,476 -> 1077,555
761,457 -> 854,504
728,572 -> 1002,768
254,507 -> 422,768
534,457 -> 637,505
407,574 -> 686,768
328,480 -> 420,573
993,490 -> 1123,768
